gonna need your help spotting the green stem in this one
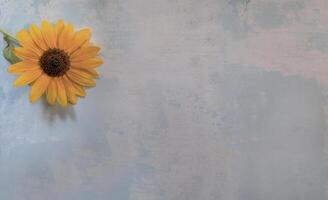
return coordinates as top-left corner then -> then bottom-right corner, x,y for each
0,28 -> 18,43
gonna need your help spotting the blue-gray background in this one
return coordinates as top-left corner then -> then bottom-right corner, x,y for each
0,0 -> 327,199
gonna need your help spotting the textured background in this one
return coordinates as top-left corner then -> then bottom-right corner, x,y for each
0,0 -> 327,199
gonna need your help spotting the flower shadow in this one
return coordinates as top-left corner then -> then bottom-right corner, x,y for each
40,98 -> 76,125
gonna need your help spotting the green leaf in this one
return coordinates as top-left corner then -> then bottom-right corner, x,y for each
2,34 -> 20,64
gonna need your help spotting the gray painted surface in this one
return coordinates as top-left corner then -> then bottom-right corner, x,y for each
0,0 -> 327,199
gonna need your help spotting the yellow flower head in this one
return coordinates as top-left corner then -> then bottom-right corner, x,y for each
7,20 -> 103,106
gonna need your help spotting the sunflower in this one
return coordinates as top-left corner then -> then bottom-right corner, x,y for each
7,20 -> 103,106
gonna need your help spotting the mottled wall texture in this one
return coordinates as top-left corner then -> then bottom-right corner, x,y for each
0,0 -> 327,199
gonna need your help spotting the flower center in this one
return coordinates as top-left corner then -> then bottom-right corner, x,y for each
39,48 -> 70,77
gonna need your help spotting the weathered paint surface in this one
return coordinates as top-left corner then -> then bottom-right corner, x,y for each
0,0 -> 327,199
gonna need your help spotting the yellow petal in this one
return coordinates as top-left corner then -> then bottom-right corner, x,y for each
67,70 -> 96,87
29,24 -> 48,51
16,29 -> 43,56
55,20 -> 65,46
64,75 -> 85,97
58,23 -> 74,50
7,61 -> 39,74
62,76 -> 77,104
68,90 -> 77,104
69,68 -> 94,79
70,46 -> 101,62
29,74 -> 50,103
41,20 -> 56,48
55,20 -> 65,35
13,47 -> 40,61
73,84 -> 85,97
13,69 -> 42,87
83,68 -> 99,78
66,28 -> 91,54
71,57 -> 103,69
56,77 -> 67,106
46,79 -> 57,105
